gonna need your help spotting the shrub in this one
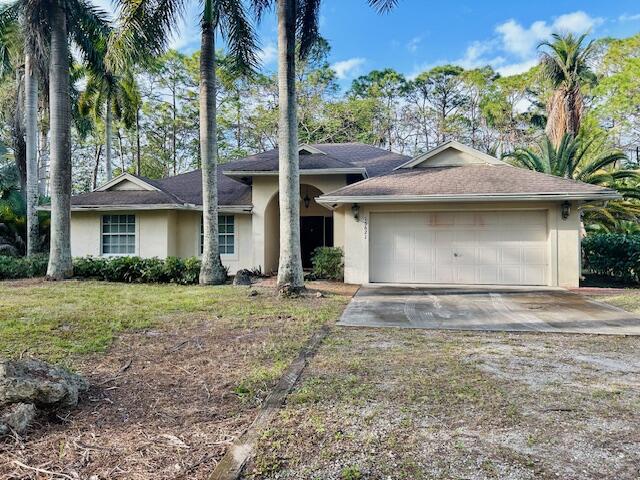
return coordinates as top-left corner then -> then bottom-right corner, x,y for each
311,246 -> 344,281
71,256 -> 225,285
582,233 -> 640,283
0,254 -> 48,280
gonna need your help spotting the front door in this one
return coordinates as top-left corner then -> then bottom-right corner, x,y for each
300,216 -> 325,269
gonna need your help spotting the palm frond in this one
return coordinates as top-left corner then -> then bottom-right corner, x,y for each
367,0 -> 399,13
217,0 -> 259,73
109,0 -> 185,70
576,151 -> 627,182
296,0 -> 320,59
66,0 -> 111,73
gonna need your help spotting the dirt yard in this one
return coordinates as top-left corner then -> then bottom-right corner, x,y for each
248,325 -> 640,479
0,279 -> 355,479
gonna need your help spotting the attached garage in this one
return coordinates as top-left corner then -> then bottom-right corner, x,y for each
369,210 -> 548,285
318,141 -> 621,288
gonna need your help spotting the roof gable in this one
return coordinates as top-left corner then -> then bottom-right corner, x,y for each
95,173 -> 160,192
397,141 -> 505,169
298,144 -> 326,155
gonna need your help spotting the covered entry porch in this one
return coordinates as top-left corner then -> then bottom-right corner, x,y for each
263,183 -> 335,272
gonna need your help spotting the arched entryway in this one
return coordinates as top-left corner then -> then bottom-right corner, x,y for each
263,183 -> 333,273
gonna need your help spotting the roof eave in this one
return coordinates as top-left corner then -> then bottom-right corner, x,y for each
223,168 -> 368,178
316,192 -> 622,205
39,204 -> 254,213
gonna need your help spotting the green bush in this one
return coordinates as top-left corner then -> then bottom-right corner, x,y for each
72,256 -> 226,284
0,254 -> 48,280
582,233 -> 640,283
311,246 -> 344,280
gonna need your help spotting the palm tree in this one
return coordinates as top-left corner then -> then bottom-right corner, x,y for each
250,0 -> 399,293
79,64 -> 139,182
539,33 -> 597,148
0,9 -> 39,255
113,0 -> 257,285
0,0 -> 111,278
505,133 -> 640,229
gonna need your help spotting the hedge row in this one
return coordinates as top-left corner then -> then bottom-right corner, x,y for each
72,256 -> 215,284
0,254 -> 48,280
0,255 -> 227,284
582,233 -> 640,284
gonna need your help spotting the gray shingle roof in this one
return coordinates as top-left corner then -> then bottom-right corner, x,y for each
223,151 -> 359,172
71,170 -> 251,207
70,143 -> 409,208
71,190 -> 181,206
221,143 -> 409,177
320,164 -> 619,199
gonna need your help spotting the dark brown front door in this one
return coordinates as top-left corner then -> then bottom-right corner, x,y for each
300,216 -> 325,269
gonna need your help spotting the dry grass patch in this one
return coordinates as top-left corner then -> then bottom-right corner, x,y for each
0,279 -> 355,479
249,328 -> 640,480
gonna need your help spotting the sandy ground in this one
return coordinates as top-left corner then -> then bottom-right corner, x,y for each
248,327 -> 640,479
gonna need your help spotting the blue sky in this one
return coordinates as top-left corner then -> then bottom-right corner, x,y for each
99,0 -> 640,86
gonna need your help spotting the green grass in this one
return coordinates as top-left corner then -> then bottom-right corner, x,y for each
593,291 -> 640,315
0,280 -> 348,363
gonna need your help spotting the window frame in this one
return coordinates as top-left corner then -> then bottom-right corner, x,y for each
199,214 -> 237,258
101,214 -> 137,257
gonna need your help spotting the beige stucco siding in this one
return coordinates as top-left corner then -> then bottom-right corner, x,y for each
70,212 -> 101,257
70,210 -> 254,275
252,174 -> 346,274
338,201 -> 582,288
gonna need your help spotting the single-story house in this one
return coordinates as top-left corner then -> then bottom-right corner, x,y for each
62,140 -> 619,287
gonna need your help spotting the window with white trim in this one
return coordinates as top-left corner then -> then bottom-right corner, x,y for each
200,215 -> 235,255
102,214 -> 136,255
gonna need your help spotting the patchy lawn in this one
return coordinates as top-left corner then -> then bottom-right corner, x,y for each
249,327 -> 640,479
591,291 -> 640,316
0,279 -> 355,479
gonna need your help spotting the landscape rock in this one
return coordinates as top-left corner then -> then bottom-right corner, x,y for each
248,289 -> 259,297
0,358 -> 88,408
233,269 -> 253,286
0,402 -> 36,435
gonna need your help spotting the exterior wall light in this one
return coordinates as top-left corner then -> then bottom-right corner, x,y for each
351,203 -> 360,221
303,193 -> 311,209
561,201 -> 571,220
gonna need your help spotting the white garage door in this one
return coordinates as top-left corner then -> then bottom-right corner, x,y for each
369,211 -> 549,286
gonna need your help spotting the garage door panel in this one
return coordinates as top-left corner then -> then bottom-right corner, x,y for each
524,266 -> 546,285
523,246 -> 547,265
370,210 -> 549,286
478,265 -> 500,284
478,246 -> 499,265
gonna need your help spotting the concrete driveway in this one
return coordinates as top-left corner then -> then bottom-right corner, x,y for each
338,285 -> 640,335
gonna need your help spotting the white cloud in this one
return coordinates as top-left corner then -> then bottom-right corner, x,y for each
258,43 -> 278,65
496,58 -> 539,76
406,36 -> 422,53
619,13 -> 640,22
409,10 -> 604,79
496,11 -> 603,60
554,11 -> 603,33
331,58 -> 366,79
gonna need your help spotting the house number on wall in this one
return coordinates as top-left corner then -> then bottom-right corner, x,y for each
363,216 -> 368,239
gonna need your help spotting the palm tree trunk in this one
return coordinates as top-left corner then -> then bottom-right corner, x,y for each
25,53 -> 39,256
91,144 -> 103,191
276,0 -> 304,291
105,99 -> 113,179
46,4 -> 73,279
135,108 -> 141,175
198,16 -> 225,285
38,115 -> 49,196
